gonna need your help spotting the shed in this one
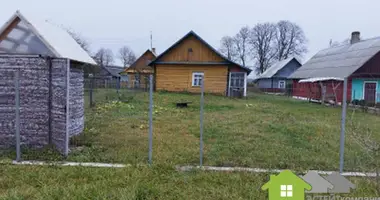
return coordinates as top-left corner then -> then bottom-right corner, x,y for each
93,65 -> 125,88
256,57 -> 301,93
290,31 -> 380,104
149,31 -> 252,97
0,11 -> 95,155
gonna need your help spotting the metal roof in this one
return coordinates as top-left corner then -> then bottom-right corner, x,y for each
0,11 -> 96,65
289,37 -> 380,79
257,57 -> 300,79
103,65 -> 124,77
299,77 -> 344,83
149,30 -> 252,74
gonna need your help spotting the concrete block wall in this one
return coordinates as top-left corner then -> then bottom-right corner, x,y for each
0,56 -> 85,154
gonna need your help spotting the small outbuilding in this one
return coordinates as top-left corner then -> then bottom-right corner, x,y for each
0,11 -> 96,155
255,57 -> 301,93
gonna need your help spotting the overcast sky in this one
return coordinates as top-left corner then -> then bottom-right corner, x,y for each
1,0 -> 379,76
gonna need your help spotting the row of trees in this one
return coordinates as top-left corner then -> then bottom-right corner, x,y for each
67,30 -> 136,68
219,21 -> 308,75
94,46 -> 136,68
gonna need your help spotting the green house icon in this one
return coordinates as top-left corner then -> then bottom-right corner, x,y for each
262,170 -> 311,200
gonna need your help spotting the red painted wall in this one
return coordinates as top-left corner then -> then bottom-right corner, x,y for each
291,51 -> 380,103
292,79 -> 352,103
353,52 -> 380,76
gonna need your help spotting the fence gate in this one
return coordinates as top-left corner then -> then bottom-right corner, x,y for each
228,72 -> 247,97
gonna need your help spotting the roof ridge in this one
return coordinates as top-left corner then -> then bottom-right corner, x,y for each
306,45 -> 380,63
149,30 -> 252,73
318,36 -> 380,52
0,10 -> 96,65
258,57 -> 297,79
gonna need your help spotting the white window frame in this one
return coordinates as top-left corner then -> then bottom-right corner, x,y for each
278,80 -> 286,89
192,72 -> 204,87
280,185 -> 293,197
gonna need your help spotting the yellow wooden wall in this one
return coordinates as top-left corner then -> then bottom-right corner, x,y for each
155,65 -> 228,94
159,35 -> 225,62
128,73 -> 150,88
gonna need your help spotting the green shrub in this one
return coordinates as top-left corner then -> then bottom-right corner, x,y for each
352,99 -> 359,105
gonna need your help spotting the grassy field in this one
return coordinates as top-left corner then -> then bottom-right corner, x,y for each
76,91 -> 380,171
1,165 -> 380,199
1,91 -> 380,199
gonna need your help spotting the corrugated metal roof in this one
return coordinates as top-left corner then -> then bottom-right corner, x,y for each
258,57 -> 299,79
103,66 -> 124,77
0,11 -> 96,65
289,37 -> 380,79
299,77 -> 344,83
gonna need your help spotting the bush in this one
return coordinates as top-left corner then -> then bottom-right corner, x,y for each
351,99 -> 359,105
358,100 -> 366,106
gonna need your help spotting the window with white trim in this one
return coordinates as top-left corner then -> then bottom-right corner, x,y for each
280,185 -> 293,197
192,72 -> 204,86
278,80 -> 286,89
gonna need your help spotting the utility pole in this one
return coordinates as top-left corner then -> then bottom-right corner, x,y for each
150,31 -> 153,50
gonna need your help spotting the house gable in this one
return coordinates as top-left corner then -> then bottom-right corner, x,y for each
273,59 -> 302,78
157,35 -> 225,63
0,16 -> 54,56
352,51 -> 380,76
124,50 -> 156,74
0,11 -> 96,65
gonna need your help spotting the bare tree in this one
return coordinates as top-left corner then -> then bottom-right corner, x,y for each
94,48 -> 114,67
219,36 -> 237,61
234,26 -> 250,66
67,29 -> 91,54
250,23 -> 277,74
275,20 -> 307,61
118,46 -> 136,68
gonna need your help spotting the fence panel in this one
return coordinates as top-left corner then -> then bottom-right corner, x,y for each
246,84 -> 380,172
70,76 -> 152,164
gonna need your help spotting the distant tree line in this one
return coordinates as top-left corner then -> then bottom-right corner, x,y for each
219,20 -> 308,75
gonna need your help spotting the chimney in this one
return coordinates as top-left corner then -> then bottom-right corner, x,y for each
152,48 -> 156,54
350,31 -> 361,44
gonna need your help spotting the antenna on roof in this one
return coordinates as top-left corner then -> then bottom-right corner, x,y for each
150,31 -> 153,50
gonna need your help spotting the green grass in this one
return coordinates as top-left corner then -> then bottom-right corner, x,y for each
2,91 -> 380,199
1,165 -> 380,199
75,91 -> 380,171
0,165 -> 268,200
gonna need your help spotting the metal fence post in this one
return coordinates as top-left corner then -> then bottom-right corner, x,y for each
339,77 -> 348,173
148,74 -> 153,165
15,70 -> 21,162
116,78 -> 120,94
89,76 -> 94,108
200,79 -> 205,167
